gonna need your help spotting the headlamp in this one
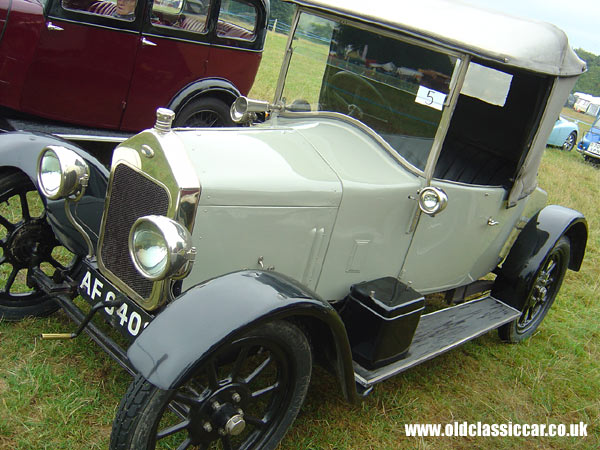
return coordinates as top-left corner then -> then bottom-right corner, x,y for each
129,215 -> 195,281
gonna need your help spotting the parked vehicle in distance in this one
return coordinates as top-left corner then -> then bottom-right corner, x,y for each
0,1 -> 588,449
547,116 -> 578,151
577,116 -> 600,164
0,0 -> 269,136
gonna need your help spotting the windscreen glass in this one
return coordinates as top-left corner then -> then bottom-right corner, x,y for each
282,12 -> 459,170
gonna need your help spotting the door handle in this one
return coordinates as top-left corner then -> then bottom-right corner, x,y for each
47,22 -> 64,31
141,37 -> 157,47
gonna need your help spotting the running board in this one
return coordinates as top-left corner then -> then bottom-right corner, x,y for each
354,296 -> 520,388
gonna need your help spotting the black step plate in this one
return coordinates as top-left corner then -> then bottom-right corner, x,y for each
354,296 -> 520,387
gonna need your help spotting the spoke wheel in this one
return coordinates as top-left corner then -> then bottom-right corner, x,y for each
0,170 -> 75,320
174,97 -> 235,128
498,236 -> 570,343
111,321 -> 311,450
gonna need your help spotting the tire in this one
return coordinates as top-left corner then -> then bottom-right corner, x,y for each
110,320 -> 312,450
0,170 -> 74,321
498,236 -> 570,343
174,97 -> 235,128
562,131 -> 577,151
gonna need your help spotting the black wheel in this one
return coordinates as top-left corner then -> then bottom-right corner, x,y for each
498,236 -> 570,343
110,320 -> 312,450
0,170 -> 74,320
562,131 -> 577,151
174,97 -> 235,128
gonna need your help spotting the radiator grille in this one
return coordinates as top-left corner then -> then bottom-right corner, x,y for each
100,164 -> 170,299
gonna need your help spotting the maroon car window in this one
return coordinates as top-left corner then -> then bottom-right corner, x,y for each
217,0 -> 257,41
150,0 -> 210,33
62,0 -> 138,21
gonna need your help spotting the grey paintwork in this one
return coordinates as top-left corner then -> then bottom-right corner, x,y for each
170,114 -> 544,301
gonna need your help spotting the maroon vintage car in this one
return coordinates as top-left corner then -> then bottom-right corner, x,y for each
0,0 -> 268,135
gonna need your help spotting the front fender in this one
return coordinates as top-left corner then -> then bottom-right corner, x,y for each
127,270 -> 358,402
0,131 -> 109,255
492,204 -> 587,310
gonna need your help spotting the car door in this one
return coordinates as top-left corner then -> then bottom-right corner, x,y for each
120,0 -> 212,131
19,0 -> 143,129
399,61 -> 552,294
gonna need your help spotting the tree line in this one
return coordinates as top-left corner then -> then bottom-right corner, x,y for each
573,49 -> 600,97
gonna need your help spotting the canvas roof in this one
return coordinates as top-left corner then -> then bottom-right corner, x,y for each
287,0 -> 585,76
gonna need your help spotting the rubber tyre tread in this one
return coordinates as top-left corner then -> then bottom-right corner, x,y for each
110,320 -> 312,450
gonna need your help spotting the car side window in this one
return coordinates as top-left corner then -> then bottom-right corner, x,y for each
61,0 -> 138,21
217,0 -> 257,41
150,0 -> 209,34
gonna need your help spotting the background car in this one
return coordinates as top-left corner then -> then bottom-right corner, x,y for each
577,115 -> 600,163
0,0 -> 269,136
547,116 -> 578,150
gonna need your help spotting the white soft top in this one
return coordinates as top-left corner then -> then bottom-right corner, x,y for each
287,0 -> 585,76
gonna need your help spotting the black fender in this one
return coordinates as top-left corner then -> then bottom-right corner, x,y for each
0,131 -> 109,256
167,78 -> 241,116
127,270 -> 358,402
492,204 -> 587,311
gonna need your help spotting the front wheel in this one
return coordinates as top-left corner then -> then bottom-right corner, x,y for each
110,320 -> 312,450
0,170 -> 74,321
498,236 -> 570,343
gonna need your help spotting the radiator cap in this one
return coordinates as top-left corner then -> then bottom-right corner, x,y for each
155,108 -> 175,133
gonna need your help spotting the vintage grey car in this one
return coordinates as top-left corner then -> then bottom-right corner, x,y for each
0,0 -> 589,449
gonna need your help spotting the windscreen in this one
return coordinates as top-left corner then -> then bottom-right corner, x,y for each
281,12 -> 459,170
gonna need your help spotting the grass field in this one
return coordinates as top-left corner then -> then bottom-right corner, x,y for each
1,32 -> 600,450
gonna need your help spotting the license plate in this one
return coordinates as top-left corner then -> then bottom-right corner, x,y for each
78,266 -> 153,340
588,142 -> 600,155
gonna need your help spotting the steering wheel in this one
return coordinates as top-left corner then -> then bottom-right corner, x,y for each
324,70 -> 390,122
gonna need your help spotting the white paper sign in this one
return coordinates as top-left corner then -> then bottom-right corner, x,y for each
415,85 -> 446,111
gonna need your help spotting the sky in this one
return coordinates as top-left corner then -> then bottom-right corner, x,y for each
463,0 -> 600,55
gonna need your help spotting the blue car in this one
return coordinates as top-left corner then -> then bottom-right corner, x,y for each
577,116 -> 600,163
547,116 -> 579,151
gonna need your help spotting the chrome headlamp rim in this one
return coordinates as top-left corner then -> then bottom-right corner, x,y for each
129,215 -> 196,282
37,145 -> 90,200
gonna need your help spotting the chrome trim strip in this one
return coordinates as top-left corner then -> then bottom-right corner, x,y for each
423,55 -> 470,184
273,8 -> 301,103
46,15 -> 140,33
54,134 -> 130,143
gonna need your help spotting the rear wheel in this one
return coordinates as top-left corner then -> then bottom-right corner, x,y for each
498,236 -> 570,343
110,320 -> 312,450
174,97 -> 235,128
0,170 -> 74,320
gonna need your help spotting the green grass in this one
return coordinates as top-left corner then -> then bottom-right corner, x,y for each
1,32 -> 600,450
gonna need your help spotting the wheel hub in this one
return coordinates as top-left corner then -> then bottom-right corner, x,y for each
187,383 -> 250,443
6,219 -> 56,267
